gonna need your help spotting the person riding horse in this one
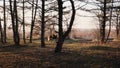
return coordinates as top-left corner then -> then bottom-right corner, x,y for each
50,34 -> 57,39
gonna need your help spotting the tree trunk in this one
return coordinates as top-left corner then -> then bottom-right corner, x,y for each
14,0 -> 20,46
30,0 -> 38,43
30,0 -> 35,43
9,0 -> 20,46
54,0 -> 63,53
0,18 -> 4,44
23,0 -> 26,43
100,0 -> 106,44
105,0 -> 113,43
55,0 -> 76,53
41,0 -> 45,47
55,38 -> 64,53
9,0 -> 16,45
63,0 -> 76,38
3,0 -> 7,43
116,12 -> 120,40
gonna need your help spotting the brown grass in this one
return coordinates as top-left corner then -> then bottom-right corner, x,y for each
0,41 -> 120,68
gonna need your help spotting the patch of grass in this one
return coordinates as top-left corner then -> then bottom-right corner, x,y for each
0,41 -> 120,68
89,46 -> 120,51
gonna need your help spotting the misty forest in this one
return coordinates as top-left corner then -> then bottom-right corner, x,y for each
0,0 -> 120,68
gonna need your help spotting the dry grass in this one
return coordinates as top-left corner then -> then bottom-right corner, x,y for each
0,40 -> 120,68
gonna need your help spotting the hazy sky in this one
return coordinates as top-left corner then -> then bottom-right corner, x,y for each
0,0 -> 99,29
64,0 -> 99,29
74,10 -> 99,29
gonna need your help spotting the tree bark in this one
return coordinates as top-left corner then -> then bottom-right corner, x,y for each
55,0 -> 76,53
105,0 -> 113,43
23,0 -> 26,43
30,0 -> 38,43
0,18 -> 4,44
14,0 -> 20,46
41,0 -> 45,47
54,0 -> 63,53
116,9 -> 120,40
9,0 -> 20,46
30,0 -> 35,43
100,0 -> 106,44
3,0 -> 7,43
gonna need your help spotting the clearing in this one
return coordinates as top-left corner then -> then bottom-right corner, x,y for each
0,41 -> 120,68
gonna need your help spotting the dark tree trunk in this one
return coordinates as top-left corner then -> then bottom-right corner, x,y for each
9,0 -> 20,46
54,0 -> 63,53
105,0 -> 113,43
55,0 -> 76,53
100,0 -> 106,44
9,0 -> 16,45
30,0 -> 34,43
30,0 -> 38,43
63,0 -> 76,38
14,0 -> 20,46
23,0 -> 26,43
3,0 -> 7,43
41,0 -> 45,47
55,38 -> 64,53
0,18 -> 4,44
116,10 -> 120,40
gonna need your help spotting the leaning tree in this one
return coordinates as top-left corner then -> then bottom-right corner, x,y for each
55,0 -> 76,53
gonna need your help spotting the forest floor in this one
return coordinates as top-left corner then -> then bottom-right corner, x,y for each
0,40 -> 120,68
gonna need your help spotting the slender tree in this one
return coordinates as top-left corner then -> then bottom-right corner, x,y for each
115,9 -> 120,40
30,0 -> 38,43
41,0 -> 45,47
23,0 -> 26,43
100,0 -> 107,43
3,0 -> 7,43
105,0 -> 113,42
30,0 -> 35,43
79,0 -> 113,43
0,18 -> 4,44
14,0 -> 20,46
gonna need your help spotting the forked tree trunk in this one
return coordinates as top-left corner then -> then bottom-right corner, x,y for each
55,0 -> 76,53
9,0 -> 20,46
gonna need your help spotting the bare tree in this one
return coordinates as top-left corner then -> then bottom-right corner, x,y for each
22,0 -> 26,43
41,0 -> 45,47
14,0 -> 20,46
55,0 -> 76,53
79,0 -> 114,43
115,8 -> 120,40
105,0 -> 114,42
30,0 -> 38,43
3,0 -> 7,43
99,0 -> 107,43
0,18 -> 4,44
30,0 -> 35,43
9,0 -> 20,46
